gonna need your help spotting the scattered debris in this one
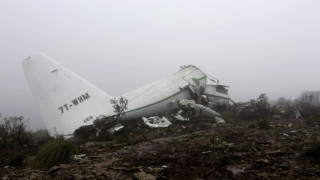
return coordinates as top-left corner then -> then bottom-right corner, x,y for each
133,171 -> 157,180
282,133 -> 289,137
215,117 -> 225,124
173,110 -> 189,121
296,110 -> 302,119
1,119 -> 320,179
227,164 -> 249,176
73,154 -> 86,160
178,99 -> 221,118
142,116 -> 172,128
108,124 -> 124,134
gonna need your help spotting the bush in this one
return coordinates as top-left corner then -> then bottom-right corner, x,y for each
217,155 -> 233,166
304,142 -> 320,164
8,150 -> 25,166
31,129 -> 52,147
33,140 -> 78,169
239,94 -> 271,121
221,111 -> 237,124
0,115 -> 30,149
248,123 -> 256,128
93,117 -> 118,141
239,107 -> 256,120
257,119 -> 270,129
74,125 -> 97,140
295,97 -> 319,119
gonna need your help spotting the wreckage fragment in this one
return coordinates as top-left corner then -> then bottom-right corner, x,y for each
215,117 -> 226,124
142,116 -> 172,128
204,77 -> 230,107
108,124 -> 124,134
173,99 -> 225,124
173,110 -> 189,121
177,99 -> 220,117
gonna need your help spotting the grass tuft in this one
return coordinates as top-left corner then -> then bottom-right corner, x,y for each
32,140 -> 77,169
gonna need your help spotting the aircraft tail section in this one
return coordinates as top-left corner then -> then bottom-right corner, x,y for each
22,52 -> 114,135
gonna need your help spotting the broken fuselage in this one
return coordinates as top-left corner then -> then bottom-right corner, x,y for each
23,53 -> 212,135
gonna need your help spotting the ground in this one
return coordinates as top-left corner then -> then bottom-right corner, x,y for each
1,118 -> 320,179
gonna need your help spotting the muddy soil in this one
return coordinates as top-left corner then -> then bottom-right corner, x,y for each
1,119 -> 320,179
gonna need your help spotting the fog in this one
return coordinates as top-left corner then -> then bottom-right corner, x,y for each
0,0 -> 319,130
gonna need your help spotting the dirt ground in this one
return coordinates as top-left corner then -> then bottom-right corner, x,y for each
1,118 -> 320,180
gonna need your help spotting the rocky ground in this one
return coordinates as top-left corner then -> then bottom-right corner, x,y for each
1,118 -> 320,179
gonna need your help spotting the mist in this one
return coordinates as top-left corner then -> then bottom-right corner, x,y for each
0,0 -> 319,130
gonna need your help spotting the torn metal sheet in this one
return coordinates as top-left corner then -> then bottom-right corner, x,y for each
296,110 -> 302,119
108,124 -> 124,134
204,78 -> 230,106
174,110 -> 189,121
177,99 -> 220,118
215,117 -> 226,124
142,116 -> 172,128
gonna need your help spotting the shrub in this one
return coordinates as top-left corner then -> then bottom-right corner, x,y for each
8,150 -> 25,166
217,154 -> 233,166
93,117 -> 117,141
248,123 -> 256,129
257,119 -> 270,129
74,125 -> 97,140
0,115 -> 30,149
239,94 -> 271,121
221,111 -> 237,124
110,96 -> 128,119
31,129 -> 52,147
304,142 -> 320,164
33,140 -> 77,169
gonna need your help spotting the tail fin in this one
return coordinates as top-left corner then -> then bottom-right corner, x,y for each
23,52 -> 114,135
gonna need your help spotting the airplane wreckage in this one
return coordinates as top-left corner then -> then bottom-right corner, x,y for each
23,53 -> 231,135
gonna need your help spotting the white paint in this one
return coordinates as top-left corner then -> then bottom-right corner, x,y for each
23,53 -> 207,135
142,116 -> 172,128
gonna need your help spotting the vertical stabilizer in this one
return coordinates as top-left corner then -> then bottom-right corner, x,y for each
23,53 -> 114,135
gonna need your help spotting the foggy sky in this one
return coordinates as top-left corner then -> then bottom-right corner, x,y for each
0,0 -> 319,130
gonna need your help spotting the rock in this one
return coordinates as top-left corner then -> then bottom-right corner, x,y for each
265,150 -> 283,155
49,166 -> 60,174
122,163 -> 130,167
86,174 -> 95,179
227,164 -> 249,175
91,166 -> 105,176
171,147 -> 176,153
88,156 -> 99,159
147,166 -> 164,173
84,142 -> 96,147
101,158 -> 118,167
133,171 -> 157,180
59,164 -> 72,169
29,174 -> 38,179
255,159 -> 271,165
109,166 -> 128,171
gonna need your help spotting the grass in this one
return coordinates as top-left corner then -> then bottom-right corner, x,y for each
32,140 -> 78,169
